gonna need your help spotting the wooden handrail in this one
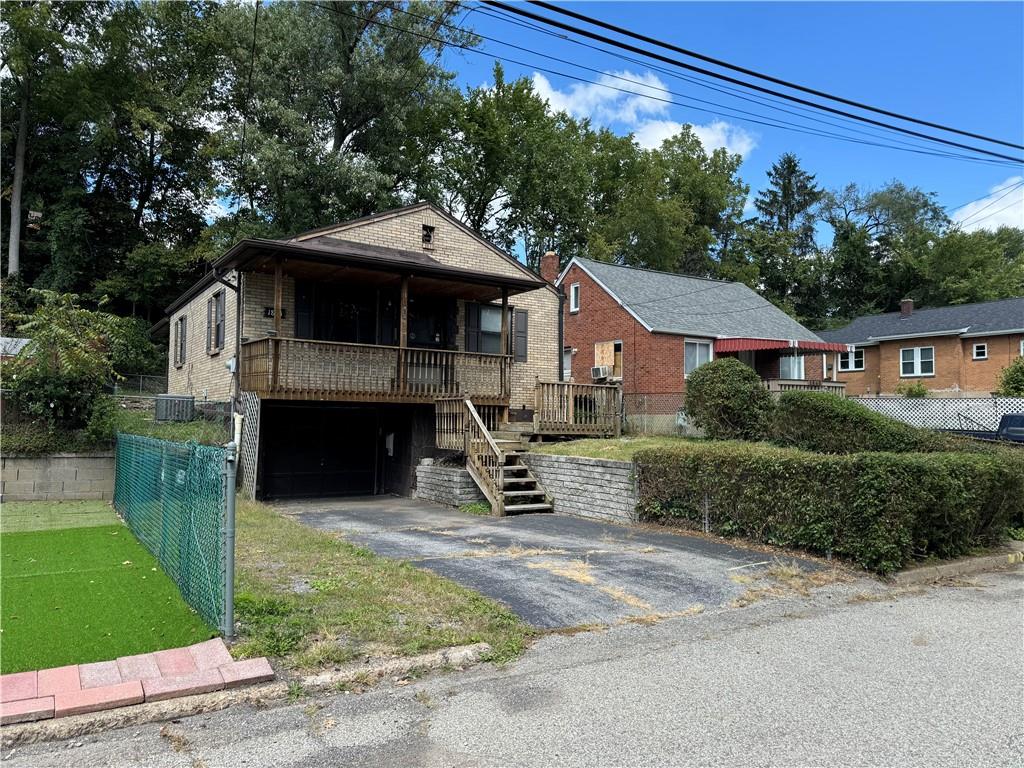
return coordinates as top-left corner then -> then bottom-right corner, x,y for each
240,336 -> 511,361
463,399 -> 505,516
533,380 -> 621,437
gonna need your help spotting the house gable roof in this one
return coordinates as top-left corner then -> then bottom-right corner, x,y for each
557,257 -> 823,342
818,297 -> 1024,345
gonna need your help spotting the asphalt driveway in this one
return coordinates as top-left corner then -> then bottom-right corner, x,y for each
276,496 -> 822,629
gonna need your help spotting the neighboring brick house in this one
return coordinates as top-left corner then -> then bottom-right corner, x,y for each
819,297 -> 1024,397
157,203 -> 561,500
543,255 -> 846,430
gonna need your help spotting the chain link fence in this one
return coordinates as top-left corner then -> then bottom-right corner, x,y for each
113,433 -> 236,635
622,392 -> 690,435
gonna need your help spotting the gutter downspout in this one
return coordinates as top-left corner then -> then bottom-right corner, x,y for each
557,286 -> 565,381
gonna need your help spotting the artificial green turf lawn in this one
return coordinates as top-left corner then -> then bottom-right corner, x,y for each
1,523 -> 216,673
0,500 -> 119,534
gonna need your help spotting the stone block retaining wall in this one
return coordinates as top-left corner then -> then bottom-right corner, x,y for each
1,453 -> 115,501
414,460 -> 485,507
522,453 -> 637,524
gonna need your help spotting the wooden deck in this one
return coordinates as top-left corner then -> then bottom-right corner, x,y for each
533,381 -> 621,437
239,337 -> 512,403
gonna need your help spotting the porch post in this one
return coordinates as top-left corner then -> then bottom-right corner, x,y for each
398,275 -> 409,393
500,288 -> 509,398
273,258 -> 283,336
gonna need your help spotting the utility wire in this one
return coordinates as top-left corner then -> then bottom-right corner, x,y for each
474,4 -> 985,158
233,0 -> 261,231
956,197 -> 1022,227
524,0 -> 1024,152
396,2 -> 1007,164
483,1 -> 1023,164
948,178 -> 1024,211
954,182 -> 1024,224
314,2 -> 1016,167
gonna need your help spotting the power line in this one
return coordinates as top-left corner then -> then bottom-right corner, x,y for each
955,182 -> 1024,224
234,0 -> 261,225
474,4 -> 985,158
483,1 -> 1023,164
956,197 -> 1022,227
525,0 -> 1024,152
315,2 -> 1016,168
948,178 -> 1024,212
453,3 -> 1010,165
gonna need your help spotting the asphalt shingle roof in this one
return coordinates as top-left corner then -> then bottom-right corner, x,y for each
818,297 -> 1024,344
571,258 -> 823,341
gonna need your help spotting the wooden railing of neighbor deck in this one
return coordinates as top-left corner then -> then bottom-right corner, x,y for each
240,338 -> 512,404
764,379 -> 846,395
533,381 -> 622,437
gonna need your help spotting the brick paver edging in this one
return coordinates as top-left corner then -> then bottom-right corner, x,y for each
0,640 -> 273,725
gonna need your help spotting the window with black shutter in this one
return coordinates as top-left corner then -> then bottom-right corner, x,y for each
174,316 -> 187,366
513,309 -> 528,362
207,290 -> 226,354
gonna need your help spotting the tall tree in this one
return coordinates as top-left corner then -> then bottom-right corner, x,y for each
753,152 -> 822,256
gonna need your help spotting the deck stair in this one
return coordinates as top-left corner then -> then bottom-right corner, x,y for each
435,397 -> 551,516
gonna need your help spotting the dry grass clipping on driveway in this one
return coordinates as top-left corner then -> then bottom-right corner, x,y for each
232,501 -> 530,671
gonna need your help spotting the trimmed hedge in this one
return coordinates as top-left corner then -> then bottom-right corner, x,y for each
770,391 -> 938,453
684,358 -> 774,440
635,441 -> 1023,574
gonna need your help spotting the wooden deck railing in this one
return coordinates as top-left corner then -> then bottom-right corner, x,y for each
240,337 -> 511,403
764,379 -> 846,395
533,381 -> 621,437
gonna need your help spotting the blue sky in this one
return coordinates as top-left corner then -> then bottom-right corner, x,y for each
442,1 -> 1024,231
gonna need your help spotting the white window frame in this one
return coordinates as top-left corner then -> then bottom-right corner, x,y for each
971,342 -> 987,361
837,348 -> 864,372
562,347 -> 573,382
683,339 -> 713,378
778,354 -> 805,380
569,282 -> 580,313
900,346 -> 935,377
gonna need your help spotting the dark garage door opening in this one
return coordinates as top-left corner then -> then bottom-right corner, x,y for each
260,403 -> 378,499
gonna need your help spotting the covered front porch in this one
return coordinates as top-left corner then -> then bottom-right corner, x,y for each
714,336 -> 850,395
228,237 -> 544,404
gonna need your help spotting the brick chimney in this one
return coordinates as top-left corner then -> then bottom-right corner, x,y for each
900,298 -> 914,318
540,251 -> 559,284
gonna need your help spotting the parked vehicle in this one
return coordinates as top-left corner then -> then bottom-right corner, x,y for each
944,414 -> 1024,444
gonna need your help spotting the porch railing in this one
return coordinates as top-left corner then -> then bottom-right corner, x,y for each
240,337 -> 511,403
533,380 -> 621,437
435,397 -> 506,450
764,379 -> 847,395
463,399 -> 505,516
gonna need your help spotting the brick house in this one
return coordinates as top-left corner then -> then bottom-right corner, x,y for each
157,203 -> 565,503
818,297 -> 1024,397
544,255 -> 847,430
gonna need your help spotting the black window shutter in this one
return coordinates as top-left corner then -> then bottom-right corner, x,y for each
465,303 -> 481,353
181,316 -> 187,363
514,309 -> 528,362
216,292 -> 225,348
206,298 -> 213,353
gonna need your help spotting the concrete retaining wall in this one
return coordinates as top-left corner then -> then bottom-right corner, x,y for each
1,453 -> 115,501
414,460 -> 485,507
523,453 -> 637,524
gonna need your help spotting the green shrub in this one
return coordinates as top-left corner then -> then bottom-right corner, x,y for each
0,423 -> 105,456
3,290 -> 115,429
684,358 -> 774,440
770,391 -> 935,453
998,357 -> 1024,396
635,441 -> 1022,574
895,381 -> 929,398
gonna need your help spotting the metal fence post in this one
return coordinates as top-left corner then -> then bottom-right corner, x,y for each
222,441 -> 238,638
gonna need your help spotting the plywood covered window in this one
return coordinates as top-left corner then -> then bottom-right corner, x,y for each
594,340 -> 623,378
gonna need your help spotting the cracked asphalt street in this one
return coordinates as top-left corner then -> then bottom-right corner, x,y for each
6,571 -> 1021,767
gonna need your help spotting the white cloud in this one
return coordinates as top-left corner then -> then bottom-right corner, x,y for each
953,176 -> 1024,232
532,71 -> 756,158
531,70 -> 669,126
634,118 -> 757,157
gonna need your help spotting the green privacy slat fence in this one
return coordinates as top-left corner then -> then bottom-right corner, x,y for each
113,433 -> 234,635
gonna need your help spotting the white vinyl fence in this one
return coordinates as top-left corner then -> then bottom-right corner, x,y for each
849,397 -> 1024,431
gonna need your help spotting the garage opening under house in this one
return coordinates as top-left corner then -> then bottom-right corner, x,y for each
154,203 -> 620,514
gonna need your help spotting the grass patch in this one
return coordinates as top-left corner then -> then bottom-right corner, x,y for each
232,500 -> 531,671
458,502 -> 492,517
1,514 -> 215,673
531,436 -> 698,462
113,408 -> 230,445
0,500 -> 118,534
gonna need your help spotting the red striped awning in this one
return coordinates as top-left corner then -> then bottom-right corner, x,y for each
714,337 -> 849,353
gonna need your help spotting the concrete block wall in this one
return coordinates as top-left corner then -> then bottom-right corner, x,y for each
523,453 -> 637,524
1,453 -> 115,501
414,460 -> 486,507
